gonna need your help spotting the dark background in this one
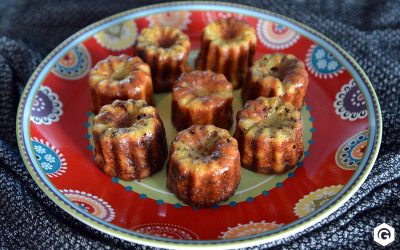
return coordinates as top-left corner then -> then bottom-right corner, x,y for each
0,0 -> 399,249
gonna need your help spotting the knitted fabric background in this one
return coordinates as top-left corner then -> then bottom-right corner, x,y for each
0,0 -> 399,249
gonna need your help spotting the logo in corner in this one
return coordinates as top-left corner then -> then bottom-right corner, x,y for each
374,223 -> 395,246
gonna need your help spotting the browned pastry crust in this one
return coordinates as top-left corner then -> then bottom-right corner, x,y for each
234,97 -> 303,174
242,53 -> 308,109
89,55 -> 153,114
167,125 -> 241,207
171,70 -> 233,131
92,99 -> 167,181
195,17 -> 257,89
135,25 -> 191,92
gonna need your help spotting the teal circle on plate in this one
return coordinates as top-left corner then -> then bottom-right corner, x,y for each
32,138 -> 67,177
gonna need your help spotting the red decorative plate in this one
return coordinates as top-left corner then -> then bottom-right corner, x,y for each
17,2 -> 382,249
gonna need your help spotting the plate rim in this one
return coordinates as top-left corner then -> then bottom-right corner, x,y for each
16,1 -> 382,249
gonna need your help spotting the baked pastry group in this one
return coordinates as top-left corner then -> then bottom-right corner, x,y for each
89,17 -> 309,207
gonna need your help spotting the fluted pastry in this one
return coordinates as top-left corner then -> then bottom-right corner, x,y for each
92,99 -> 168,180
172,70 -> 233,131
242,53 -> 308,109
167,125 -> 241,207
136,25 -> 191,92
234,97 -> 303,174
89,55 -> 153,114
195,18 -> 257,89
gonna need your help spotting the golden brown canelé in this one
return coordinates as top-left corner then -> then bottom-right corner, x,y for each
92,99 -> 168,181
167,125 -> 241,207
89,55 -> 153,114
195,17 -> 257,89
135,25 -> 191,92
171,70 -> 234,131
242,53 -> 308,109
234,97 -> 303,174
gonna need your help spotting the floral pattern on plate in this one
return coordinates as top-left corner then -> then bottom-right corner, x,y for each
52,44 -> 91,80
94,20 -> 137,51
336,130 -> 368,170
31,86 -> 63,125
131,223 -> 199,240
32,137 -> 67,178
257,20 -> 300,49
334,79 -> 367,121
219,221 -> 283,239
61,189 -> 115,222
294,185 -> 343,218
202,11 -> 246,23
147,11 -> 191,30
306,44 -> 344,79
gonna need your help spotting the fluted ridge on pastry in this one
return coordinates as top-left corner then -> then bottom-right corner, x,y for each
93,99 -> 167,180
242,53 -> 308,109
89,55 -> 153,114
195,18 -> 257,89
234,97 -> 303,174
167,125 -> 241,207
136,25 -> 191,92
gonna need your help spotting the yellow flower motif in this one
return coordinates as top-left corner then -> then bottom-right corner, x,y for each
294,185 -> 343,218
219,221 -> 283,239
94,21 -> 137,51
146,11 -> 191,30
